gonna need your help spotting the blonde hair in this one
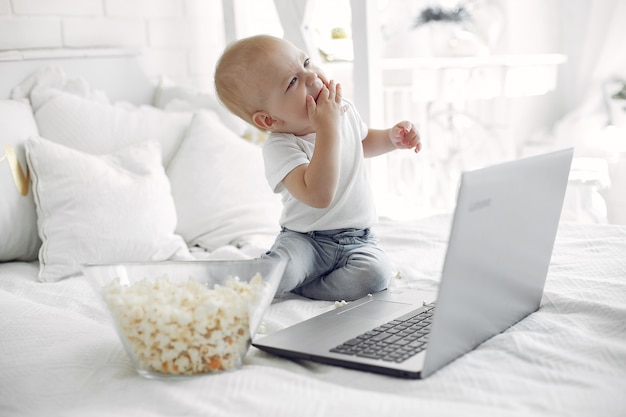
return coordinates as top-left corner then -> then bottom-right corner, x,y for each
214,35 -> 281,126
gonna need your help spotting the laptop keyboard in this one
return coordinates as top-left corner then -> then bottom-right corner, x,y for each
330,302 -> 436,363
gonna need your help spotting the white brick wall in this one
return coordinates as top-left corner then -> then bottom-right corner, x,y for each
0,0 -> 11,14
148,19 -> 190,47
0,18 -> 62,49
0,0 -> 225,87
12,0 -> 102,16
63,17 -> 145,47
105,0 -> 184,19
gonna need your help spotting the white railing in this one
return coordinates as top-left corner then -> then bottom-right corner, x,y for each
372,54 -> 566,219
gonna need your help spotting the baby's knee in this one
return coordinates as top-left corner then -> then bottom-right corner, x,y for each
262,248 -> 309,296
363,262 -> 392,292
349,253 -> 392,295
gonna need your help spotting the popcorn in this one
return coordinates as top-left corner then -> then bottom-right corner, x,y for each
102,273 -> 264,375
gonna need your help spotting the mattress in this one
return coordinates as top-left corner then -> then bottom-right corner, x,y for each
1,215 -> 625,417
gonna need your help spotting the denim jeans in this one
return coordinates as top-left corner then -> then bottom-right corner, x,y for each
261,227 -> 392,301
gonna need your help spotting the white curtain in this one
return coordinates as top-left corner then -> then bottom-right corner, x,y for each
558,0 -> 626,113
551,0 -> 626,225
554,0 -> 626,146
273,0 -> 318,59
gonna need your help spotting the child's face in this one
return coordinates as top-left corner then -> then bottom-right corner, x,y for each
251,39 -> 329,136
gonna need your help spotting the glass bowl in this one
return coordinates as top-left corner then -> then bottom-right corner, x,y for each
83,259 -> 286,379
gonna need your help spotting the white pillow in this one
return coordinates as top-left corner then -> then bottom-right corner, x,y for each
153,77 -> 248,137
167,111 -> 282,251
33,90 -> 191,166
11,65 -> 110,106
25,136 -> 191,282
0,100 -> 41,261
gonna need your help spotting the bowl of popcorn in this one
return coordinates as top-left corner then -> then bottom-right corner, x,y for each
83,259 -> 286,379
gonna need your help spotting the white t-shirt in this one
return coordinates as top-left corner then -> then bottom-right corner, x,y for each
262,100 -> 377,232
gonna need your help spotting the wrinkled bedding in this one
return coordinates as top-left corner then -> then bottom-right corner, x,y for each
1,215 -> 625,417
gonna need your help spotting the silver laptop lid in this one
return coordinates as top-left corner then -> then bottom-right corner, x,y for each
422,148 -> 574,377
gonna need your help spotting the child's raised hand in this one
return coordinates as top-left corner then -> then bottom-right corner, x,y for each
306,80 -> 349,130
389,121 -> 421,153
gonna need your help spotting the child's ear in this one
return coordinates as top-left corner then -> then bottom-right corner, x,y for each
252,111 -> 279,131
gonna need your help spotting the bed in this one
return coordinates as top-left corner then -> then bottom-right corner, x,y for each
1,50 -> 625,417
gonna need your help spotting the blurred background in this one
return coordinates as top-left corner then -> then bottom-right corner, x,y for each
2,0 -> 625,224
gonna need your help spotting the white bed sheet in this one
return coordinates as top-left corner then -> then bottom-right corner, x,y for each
1,216 -> 625,417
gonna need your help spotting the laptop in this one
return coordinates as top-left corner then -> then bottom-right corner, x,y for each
253,148 -> 574,379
